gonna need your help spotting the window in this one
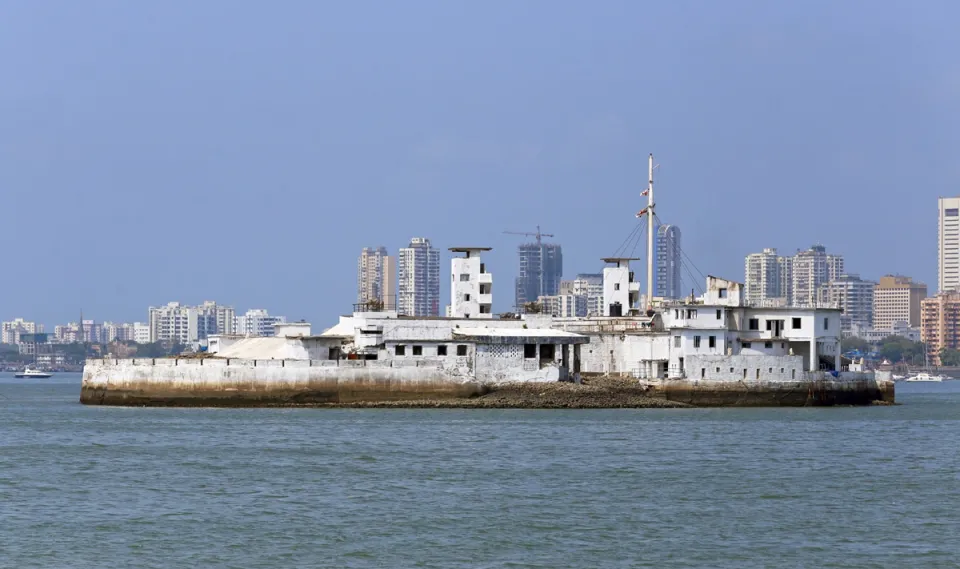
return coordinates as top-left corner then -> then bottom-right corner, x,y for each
730,367 -> 734,373
780,368 -> 784,373
464,294 -> 471,301
716,309 -> 722,320
456,345 -> 468,356
614,283 -> 620,291
694,336 -> 701,348
719,288 -> 728,299
675,309 -> 679,318
769,368 -> 773,374
524,343 -> 537,358
687,309 -> 698,318
764,341 -> 772,349
743,369 -> 748,379
411,346 -> 422,356
480,263 -> 486,273
437,345 -> 447,356
674,336 -> 681,348
708,336 -> 716,348
742,342 -> 752,348
792,317 -> 801,329
756,369 -> 760,379
824,318 -> 829,330
947,208 -> 959,216
395,345 -> 405,356
460,274 -> 470,282
701,368 -> 706,379
749,318 -> 759,330
716,367 -> 720,373
791,369 -> 796,379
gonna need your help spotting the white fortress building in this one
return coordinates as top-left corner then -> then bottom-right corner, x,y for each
449,247 -> 493,319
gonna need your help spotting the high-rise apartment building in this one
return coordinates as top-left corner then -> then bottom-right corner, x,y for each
148,301 -> 234,344
873,275 -> 927,331
357,247 -> 397,310
398,237 -> 441,317
538,294 -> 587,317
790,245 -> 844,307
234,309 -> 287,337
559,273 -> 604,317
938,197 -> 960,292
744,248 -> 784,305
818,274 -> 875,334
514,242 -> 562,312
1,318 -> 43,344
655,224 -> 682,299
921,292 -> 960,364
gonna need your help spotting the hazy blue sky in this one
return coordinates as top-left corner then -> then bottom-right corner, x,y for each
3,1 -> 958,328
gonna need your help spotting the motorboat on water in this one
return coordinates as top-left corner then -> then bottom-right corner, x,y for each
13,368 -> 52,379
904,372 -> 945,383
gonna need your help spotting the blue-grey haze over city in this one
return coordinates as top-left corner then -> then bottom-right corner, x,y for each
2,0 -> 958,328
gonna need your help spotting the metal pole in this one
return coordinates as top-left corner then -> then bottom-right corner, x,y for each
646,153 -> 655,308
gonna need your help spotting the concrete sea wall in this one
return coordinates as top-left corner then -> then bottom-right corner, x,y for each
81,358 -> 484,407
81,358 -> 894,408
656,377 -> 895,407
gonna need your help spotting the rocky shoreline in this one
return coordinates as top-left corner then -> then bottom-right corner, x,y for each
322,377 -> 690,409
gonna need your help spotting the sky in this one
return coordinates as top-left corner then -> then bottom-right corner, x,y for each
2,1 -> 959,329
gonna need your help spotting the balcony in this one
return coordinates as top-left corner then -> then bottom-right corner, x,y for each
478,273 -> 493,284
478,294 -> 493,305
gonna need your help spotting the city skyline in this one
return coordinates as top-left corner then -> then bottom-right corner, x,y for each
2,3 -> 955,328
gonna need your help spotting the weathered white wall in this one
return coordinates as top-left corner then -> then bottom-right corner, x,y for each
685,354 -> 805,381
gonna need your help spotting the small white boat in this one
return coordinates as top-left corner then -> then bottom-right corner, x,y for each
904,372 -> 944,383
14,368 -> 52,379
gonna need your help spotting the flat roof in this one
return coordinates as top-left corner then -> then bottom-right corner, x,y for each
601,257 -> 641,263
453,327 -> 589,345
449,247 -> 492,252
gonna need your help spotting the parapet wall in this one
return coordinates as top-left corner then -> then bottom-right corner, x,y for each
81,358 -> 483,407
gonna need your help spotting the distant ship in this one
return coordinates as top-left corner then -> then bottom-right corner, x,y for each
14,368 -> 52,379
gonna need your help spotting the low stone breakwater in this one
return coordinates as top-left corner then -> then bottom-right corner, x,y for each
80,358 -> 894,408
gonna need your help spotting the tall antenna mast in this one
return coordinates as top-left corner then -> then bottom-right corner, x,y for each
646,153 -> 655,308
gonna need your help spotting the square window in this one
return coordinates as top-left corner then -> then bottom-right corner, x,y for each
412,345 -> 422,356
460,274 -> 470,282
749,318 -> 759,330
792,318 -> 801,329
395,345 -> 405,356
437,345 -> 447,356
524,343 -> 537,358
764,341 -> 772,349
456,345 -> 468,356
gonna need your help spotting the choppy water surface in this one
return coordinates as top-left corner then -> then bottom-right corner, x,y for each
2,374 -> 959,568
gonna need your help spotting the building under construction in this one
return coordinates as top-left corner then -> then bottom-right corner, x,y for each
514,240 -> 562,312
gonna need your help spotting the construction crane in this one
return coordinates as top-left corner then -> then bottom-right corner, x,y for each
503,226 -> 555,311
503,225 -> 554,246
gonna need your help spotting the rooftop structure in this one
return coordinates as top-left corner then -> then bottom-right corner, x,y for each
449,248 -> 493,319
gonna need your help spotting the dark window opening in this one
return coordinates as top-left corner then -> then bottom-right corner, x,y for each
524,343 -> 537,358
708,336 -> 716,348
742,342 -> 752,348
701,368 -> 706,379
437,345 -> 447,356
693,336 -> 701,348
456,345 -> 468,356
824,318 -> 829,330
539,344 -> 556,365
792,317 -> 802,329
749,318 -> 759,330
412,345 -> 422,356
395,345 -> 405,356
716,309 -> 722,319
764,341 -> 773,349
464,294 -> 471,301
